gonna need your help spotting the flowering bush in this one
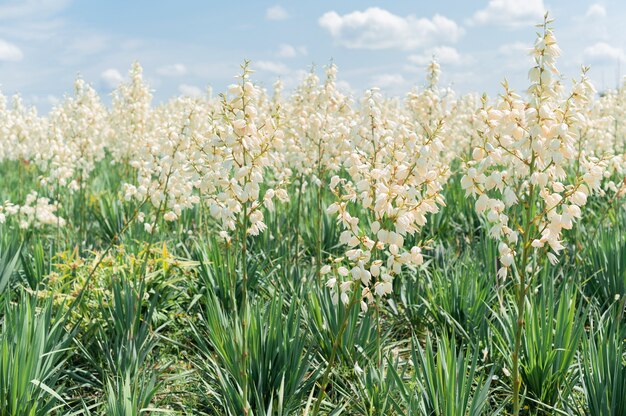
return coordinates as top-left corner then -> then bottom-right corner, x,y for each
324,87 -> 448,310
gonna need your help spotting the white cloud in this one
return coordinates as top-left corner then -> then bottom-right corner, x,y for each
255,69 -> 321,92
319,7 -> 463,50
278,69 -> 308,89
585,4 -> 606,19
336,80 -> 353,94
498,42 -> 531,56
370,73 -> 406,88
256,60 -> 290,74
266,5 -> 289,21
469,0 -> 545,28
47,94 -> 59,106
178,83 -> 202,97
28,94 -> 59,107
0,38 -> 23,61
0,0 -> 71,20
409,46 -> 469,66
100,68 -> 123,89
156,63 -> 187,76
496,42 -> 534,70
276,43 -> 307,58
584,42 -> 625,63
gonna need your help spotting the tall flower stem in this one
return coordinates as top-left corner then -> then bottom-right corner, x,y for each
294,174 -> 304,276
311,288 -> 360,416
316,139 -> 324,281
240,201 -> 249,415
238,66 -> 251,415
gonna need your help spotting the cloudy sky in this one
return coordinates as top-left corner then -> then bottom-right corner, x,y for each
0,0 -> 623,110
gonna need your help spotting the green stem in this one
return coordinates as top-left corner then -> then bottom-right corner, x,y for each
239,71 -> 251,415
512,165 -> 536,416
18,160 -> 23,201
316,140 -> 323,281
311,288 -> 360,416
511,266 -> 526,416
294,174 -> 304,278
375,297 -> 382,367
56,179 -> 62,253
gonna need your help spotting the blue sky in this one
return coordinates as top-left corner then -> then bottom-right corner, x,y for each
0,0 -> 623,110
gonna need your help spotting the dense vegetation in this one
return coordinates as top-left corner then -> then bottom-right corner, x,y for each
0,15 -> 625,415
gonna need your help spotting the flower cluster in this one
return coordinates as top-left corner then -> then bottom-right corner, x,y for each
323,88 -> 448,310
0,19 -> 624,298
38,78 -> 108,191
0,94 -> 45,163
109,62 -> 154,164
284,64 -> 353,186
1,191 -> 66,229
123,98 -> 202,231
461,17 -> 606,278
192,63 -> 289,240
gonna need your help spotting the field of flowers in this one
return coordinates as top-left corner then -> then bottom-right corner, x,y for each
0,15 -> 625,415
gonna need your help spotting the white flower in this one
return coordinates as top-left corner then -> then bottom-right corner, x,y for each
163,211 -> 178,222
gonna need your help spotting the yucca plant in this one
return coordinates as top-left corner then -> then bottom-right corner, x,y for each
97,276 -> 159,380
300,188 -> 341,265
306,284 -> 382,369
193,291 -> 317,415
585,223 -> 626,309
0,292 -> 73,415
422,254 -> 495,343
102,371 -> 160,416
74,275 -> 162,410
493,272 -> 585,413
580,310 -> 626,416
19,238 -> 48,291
193,236 -> 267,313
0,237 -> 20,299
93,195 -> 128,244
387,272 -> 430,340
92,194 -> 146,247
521,279 -> 584,412
426,170 -> 482,245
336,355 -> 400,416
391,334 -> 495,415
247,205 -> 308,301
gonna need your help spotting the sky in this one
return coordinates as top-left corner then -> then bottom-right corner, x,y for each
0,0 -> 624,111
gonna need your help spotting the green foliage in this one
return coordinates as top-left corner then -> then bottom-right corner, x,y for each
0,292 -> 72,415
0,153 -> 624,414
585,222 -> 626,309
75,275 -> 163,412
306,284 -> 382,368
423,254 -> 495,343
493,272 -> 586,412
0,238 -> 21,298
102,371 -> 159,416
336,355 -> 400,416
521,278 -> 585,411
391,335 -> 495,415
580,311 -> 626,416
193,292 -> 317,415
